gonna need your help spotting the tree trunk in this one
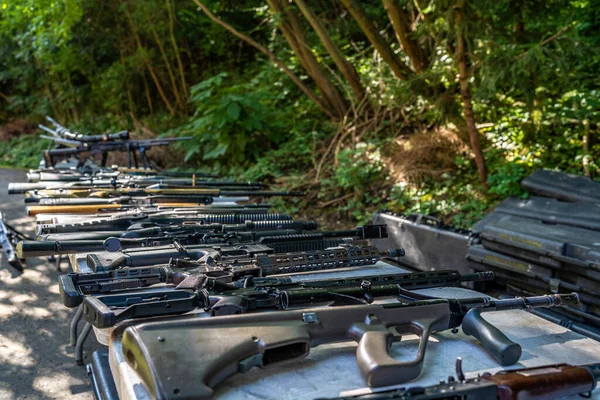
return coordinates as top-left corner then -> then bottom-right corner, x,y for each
381,0 -> 427,72
339,0 -> 413,80
294,0 -> 367,101
151,28 -> 186,112
192,0 -> 337,120
66,74 -> 80,123
456,4 -> 487,188
122,1 -> 176,115
141,71 -> 154,114
266,0 -> 348,118
166,0 -> 189,100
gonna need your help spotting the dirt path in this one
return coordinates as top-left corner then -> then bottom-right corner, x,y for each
0,169 -> 99,400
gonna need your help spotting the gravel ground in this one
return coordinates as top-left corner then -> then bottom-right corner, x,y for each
0,168 -> 100,400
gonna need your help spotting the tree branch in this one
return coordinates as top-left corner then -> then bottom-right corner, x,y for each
192,0 -> 337,120
515,25 -> 571,61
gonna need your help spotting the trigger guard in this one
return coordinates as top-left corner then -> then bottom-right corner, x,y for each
355,323 -> 432,388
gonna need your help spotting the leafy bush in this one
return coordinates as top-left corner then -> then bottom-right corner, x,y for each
171,72 -> 288,172
0,135 -> 51,168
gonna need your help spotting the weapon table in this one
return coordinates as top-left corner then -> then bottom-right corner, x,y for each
70,260 -> 600,399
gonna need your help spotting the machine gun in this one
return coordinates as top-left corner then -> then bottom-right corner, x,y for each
38,117 -> 193,168
319,357 -> 600,399
32,203 -> 271,225
19,223 -> 380,257
40,116 -> 130,144
60,242 -> 395,306
42,138 -> 192,169
78,270 -> 493,328
34,218 -> 303,241
118,293 -> 578,398
36,211 -> 294,235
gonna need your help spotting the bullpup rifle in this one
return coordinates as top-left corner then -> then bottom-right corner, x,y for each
79,270 -> 492,328
118,293 -> 579,398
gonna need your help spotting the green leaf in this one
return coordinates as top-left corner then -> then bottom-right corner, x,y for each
226,101 -> 241,120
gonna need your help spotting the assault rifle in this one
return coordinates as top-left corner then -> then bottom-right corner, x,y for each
36,211 -> 293,235
78,270 -> 493,328
119,293 -> 578,398
319,357 -> 600,399
19,188 -> 302,205
26,168 -> 217,183
61,242 -> 395,306
33,203 -> 270,224
26,192 -> 255,205
20,223 -> 381,257
25,198 -> 272,216
28,194 -> 255,208
84,228 -> 389,271
10,180 -> 274,194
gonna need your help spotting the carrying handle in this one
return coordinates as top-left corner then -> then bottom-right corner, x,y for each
462,308 -> 522,366
356,321 -> 433,387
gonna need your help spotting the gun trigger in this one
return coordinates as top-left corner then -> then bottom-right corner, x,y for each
238,353 -> 263,373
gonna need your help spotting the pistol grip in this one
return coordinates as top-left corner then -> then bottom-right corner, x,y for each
356,323 -> 432,387
462,308 -> 522,366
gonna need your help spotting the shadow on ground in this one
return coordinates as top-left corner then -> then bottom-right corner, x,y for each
0,169 -> 101,400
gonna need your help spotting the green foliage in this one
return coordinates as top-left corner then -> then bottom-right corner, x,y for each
0,135 -> 51,169
171,72 -> 289,171
487,162 -> 529,199
1,0 -> 599,229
